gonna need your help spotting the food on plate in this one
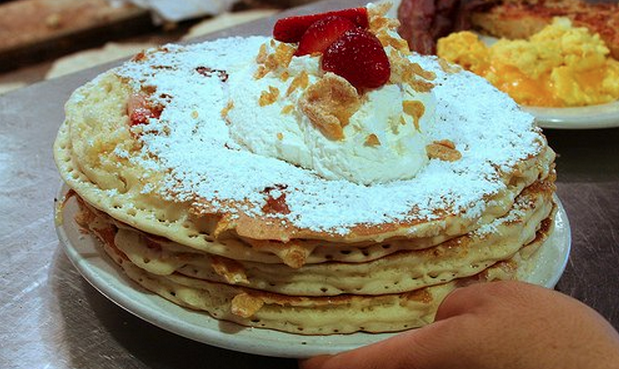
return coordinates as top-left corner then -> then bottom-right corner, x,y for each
54,3 -> 558,335
466,0 -> 619,60
397,0 -> 619,60
437,17 -> 619,107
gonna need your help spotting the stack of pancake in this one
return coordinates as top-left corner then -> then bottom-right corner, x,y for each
54,7 -> 557,335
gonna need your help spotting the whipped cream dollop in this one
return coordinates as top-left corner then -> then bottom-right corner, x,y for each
226,6 -> 436,185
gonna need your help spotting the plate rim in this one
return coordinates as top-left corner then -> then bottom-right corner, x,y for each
55,184 -> 572,358
526,102 -> 619,130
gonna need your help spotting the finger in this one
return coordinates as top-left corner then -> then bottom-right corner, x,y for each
433,283 -> 486,321
301,281 -> 537,369
300,282 -> 501,369
298,354 -> 331,369
299,322 -> 453,369
434,280 -> 529,321
299,330 -> 418,369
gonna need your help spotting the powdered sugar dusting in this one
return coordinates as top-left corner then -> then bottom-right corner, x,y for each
473,188 -> 537,237
115,37 -> 544,234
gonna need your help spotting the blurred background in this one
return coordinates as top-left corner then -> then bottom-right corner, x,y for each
0,0 -> 310,95
1,0 -> 615,96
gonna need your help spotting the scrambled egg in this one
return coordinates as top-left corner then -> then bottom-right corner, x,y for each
437,18 -> 619,107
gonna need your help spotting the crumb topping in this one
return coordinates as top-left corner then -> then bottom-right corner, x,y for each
403,100 -> 426,130
259,86 -> 280,106
365,133 -> 381,146
286,70 -> 309,96
221,100 -> 234,119
438,58 -> 462,74
368,2 -> 400,34
426,140 -> 462,162
254,42 -> 295,80
389,50 -> 435,93
299,73 -> 361,140
281,105 -> 294,114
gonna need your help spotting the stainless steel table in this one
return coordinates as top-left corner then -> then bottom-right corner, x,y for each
1,0 -> 618,368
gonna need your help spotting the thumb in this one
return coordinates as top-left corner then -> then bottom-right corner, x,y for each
299,322 -> 451,369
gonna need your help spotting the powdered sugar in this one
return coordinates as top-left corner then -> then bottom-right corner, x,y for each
115,37 -> 544,234
473,188 -> 537,237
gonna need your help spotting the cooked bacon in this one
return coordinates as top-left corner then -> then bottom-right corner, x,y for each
397,0 -> 463,54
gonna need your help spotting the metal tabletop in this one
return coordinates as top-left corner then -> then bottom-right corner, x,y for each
1,0 -> 618,368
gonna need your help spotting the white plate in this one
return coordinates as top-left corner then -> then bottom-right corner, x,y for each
55,186 -> 571,358
523,102 -> 619,130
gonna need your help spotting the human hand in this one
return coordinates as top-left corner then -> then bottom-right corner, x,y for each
300,281 -> 619,369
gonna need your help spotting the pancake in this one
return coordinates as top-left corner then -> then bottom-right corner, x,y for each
54,3 -> 558,335
53,48 -> 554,266
76,198 -> 554,334
72,175 -> 555,297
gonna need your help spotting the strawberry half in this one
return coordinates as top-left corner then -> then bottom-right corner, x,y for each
295,16 -> 357,56
127,94 -> 162,126
273,7 -> 368,43
322,28 -> 391,90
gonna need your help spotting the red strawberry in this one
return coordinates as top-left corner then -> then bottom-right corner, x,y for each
273,7 -> 368,43
295,16 -> 357,56
127,94 -> 162,126
322,28 -> 391,90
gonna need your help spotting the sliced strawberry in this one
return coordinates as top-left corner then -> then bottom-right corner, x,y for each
127,94 -> 162,126
273,7 -> 368,43
322,28 -> 391,90
295,16 -> 357,56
